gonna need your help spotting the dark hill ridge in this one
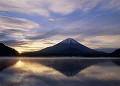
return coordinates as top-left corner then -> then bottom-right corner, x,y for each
112,49 -> 120,57
0,43 -> 18,56
23,38 -> 105,56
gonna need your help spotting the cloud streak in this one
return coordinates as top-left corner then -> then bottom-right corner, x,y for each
0,16 -> 39,30
0,40 -> 27,47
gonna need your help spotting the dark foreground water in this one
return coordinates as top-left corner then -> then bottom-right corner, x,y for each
0,57 -> 120,86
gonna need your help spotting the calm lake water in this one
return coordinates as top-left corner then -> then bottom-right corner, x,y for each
0,57 -> 120,86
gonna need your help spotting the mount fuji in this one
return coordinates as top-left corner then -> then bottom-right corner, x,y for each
32,38 -> 103,56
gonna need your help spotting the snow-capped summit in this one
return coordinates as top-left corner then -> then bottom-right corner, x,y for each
61,38 -> 79,44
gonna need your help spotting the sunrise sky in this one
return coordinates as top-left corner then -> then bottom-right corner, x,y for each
0,0 -> 120,52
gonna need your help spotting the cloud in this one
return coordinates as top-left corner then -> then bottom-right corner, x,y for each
0,0 -> 120,17
47,0 -> 99,14
0,29 -> 25,36
0,29 -> 17,40
0,0 -> 50,17
0,16 -> 40,45
49,18 -> 55,21
0,28 -> 36,41
26,29 -> 60,40
0,16 -> 39,30
0,32 -> 8,38
0,40 -> 27,47
101,0 -> 120,11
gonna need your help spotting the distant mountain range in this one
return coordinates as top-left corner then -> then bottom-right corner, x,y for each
95,48 -> 117,53
0,43 -> 18,56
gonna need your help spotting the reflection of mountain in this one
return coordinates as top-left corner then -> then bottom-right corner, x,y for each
47,60 -> 98,76
36,59 -> 105,76
0,43 -> 19,56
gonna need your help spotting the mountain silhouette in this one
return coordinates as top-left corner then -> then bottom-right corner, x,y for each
38,38 -> 100,54
39,38 -> 103,55
22,38 -> 103,56
0,43 -> 19,56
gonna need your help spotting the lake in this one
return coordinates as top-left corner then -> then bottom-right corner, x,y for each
0,57 -> 120,86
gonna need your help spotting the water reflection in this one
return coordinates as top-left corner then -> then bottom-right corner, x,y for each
15,60 -> 24,67
0,58 -> 120,86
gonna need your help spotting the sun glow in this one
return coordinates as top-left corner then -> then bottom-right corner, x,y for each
17,49 -> 24,54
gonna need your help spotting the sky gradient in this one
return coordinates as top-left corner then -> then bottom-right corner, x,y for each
0,0 -> 120,53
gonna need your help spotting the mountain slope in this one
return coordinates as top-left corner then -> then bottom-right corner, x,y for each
0,43 -> 19,56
